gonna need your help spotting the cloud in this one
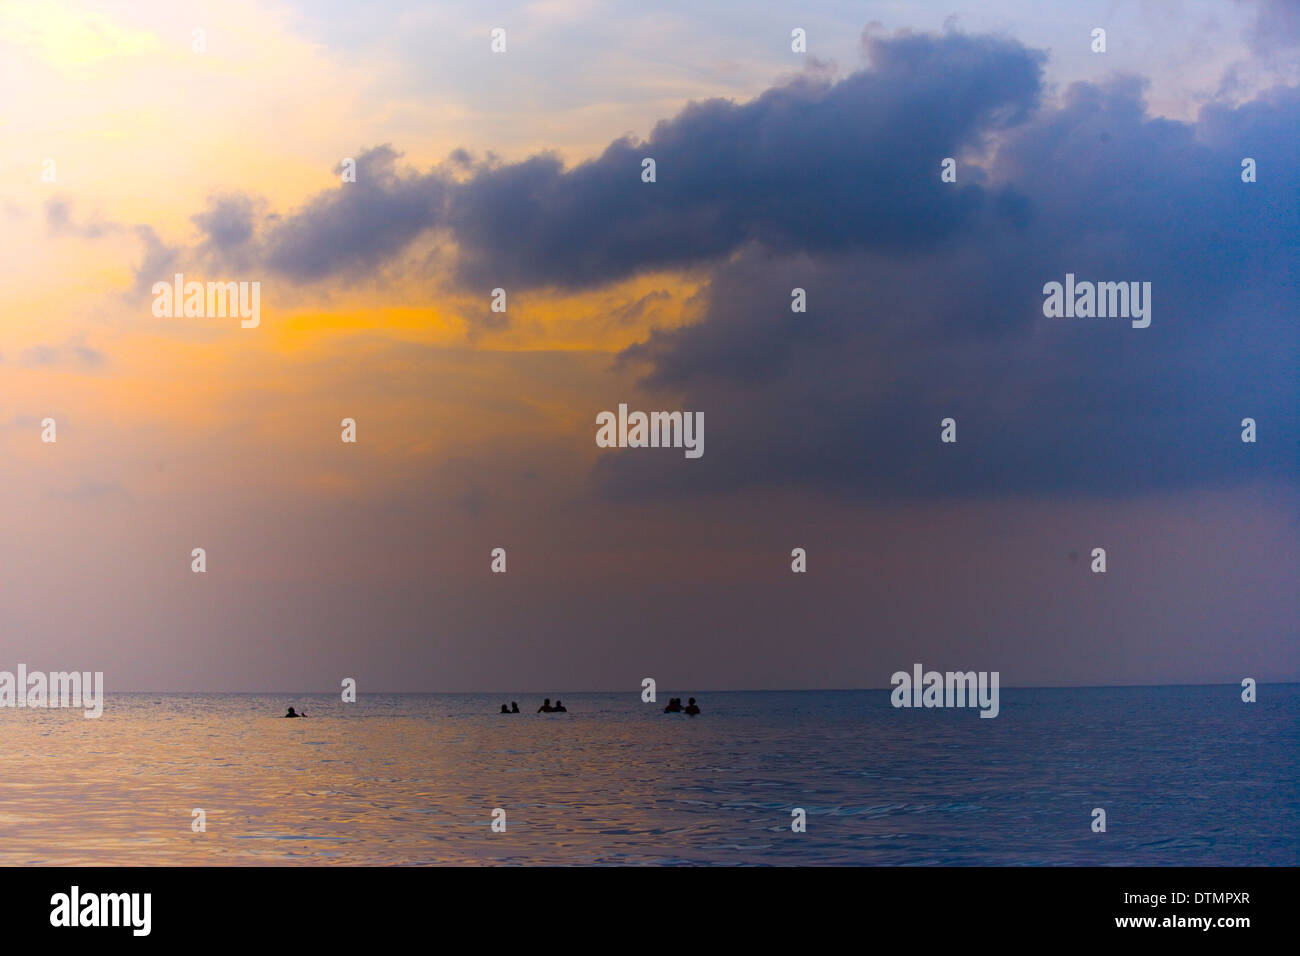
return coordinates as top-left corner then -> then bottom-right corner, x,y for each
122,28 -> 1299,502
192,194 -> 263,255
594,74 -> 1299,500
445,31 -> 1043,289
261,145 -> 449,281
44,197 -> 114,238
42,198 -> 178,294
1241,0 -> 1300,52
178,32 -> 1044,291
19,336 -> 105,369
131,224 -> 178,294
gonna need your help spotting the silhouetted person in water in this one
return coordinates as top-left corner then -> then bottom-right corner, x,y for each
552,699 -> 567,713
664,697 -> 683,713
501,704 -> 510,713
538,698 -> 553,713
284,707 -> 304,718
683,697 -> 701,716
511,702 -> 520,713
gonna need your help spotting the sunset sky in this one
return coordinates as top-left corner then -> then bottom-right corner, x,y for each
2,0 -> 1296,692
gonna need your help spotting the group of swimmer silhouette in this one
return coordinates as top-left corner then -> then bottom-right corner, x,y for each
282,697 -> 703,718
501,697 -> 702,714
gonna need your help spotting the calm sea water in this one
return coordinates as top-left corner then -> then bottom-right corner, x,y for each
1,686 -> 1294,865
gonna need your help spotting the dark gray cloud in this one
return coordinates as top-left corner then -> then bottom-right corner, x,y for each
446,31 -> 1043,289
185,146 -> 449,282
263,145 -> 448,280
192,194 -> 261,251
183,32 -> 1043,290
595,75 -> 1299,499
189,194 -> 268,273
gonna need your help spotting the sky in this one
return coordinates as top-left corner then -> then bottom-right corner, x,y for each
1,0 -> 1296,692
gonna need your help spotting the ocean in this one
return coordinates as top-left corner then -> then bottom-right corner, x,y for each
1,685 -> 1295,865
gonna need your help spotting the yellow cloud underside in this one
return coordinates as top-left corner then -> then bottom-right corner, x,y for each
0,1 -> 162,67
261,270 -> 706,354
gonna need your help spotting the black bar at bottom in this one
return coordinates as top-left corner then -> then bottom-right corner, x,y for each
1,865 -> 1274,942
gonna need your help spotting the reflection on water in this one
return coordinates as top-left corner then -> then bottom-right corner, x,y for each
0,687 -> 1295,865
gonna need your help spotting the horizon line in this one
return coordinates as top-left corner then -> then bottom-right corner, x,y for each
99,679 -> 1298,695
